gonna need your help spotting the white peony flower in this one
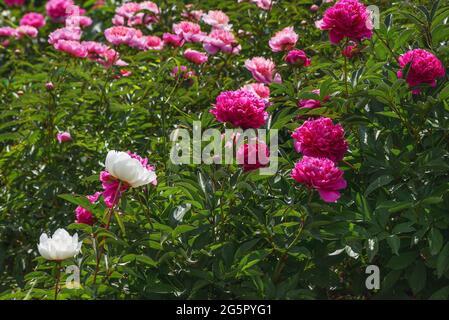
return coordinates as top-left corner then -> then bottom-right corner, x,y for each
38,228 -> 82,261
105,150 -> 157,188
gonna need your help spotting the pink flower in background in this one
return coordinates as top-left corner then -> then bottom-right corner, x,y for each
173,21 -> 205,43
82,41 -> 126,67
397,49 -> 446,94
54,40 -> 88,58
241,83 -> 270,101
75,192 -> 101,225
184,49 -> 208,65
181,5 -> 204,22
203,29 -> 241,55
239,0 -> 272,10
48,27 -> 82,44
0,27 -> 16,38
112,1 -> 160,27
245,57 -> 282,84
15,26 -> 38,39
104,26 -> 141,46
310,4 -> 320,12
46,0 -> 75,22
170,66 -> 196,81
316,0 -> 373,44
342,42 -> 358,58
130,35 -> 164,51
236,141 -> 270,172
210,90 -> 268,129
20,13 -> 46,29
292,117 -> 348,162
100,171 -> 129,208
4,0 -> 25,6
291,156 -> 347,203
163,33 -> 184,47
269,27 -> 298,52
45,82 -> 55,90
298,89 -> 330,109
56,132 -> 72,143
285,49 -> 311,66
202,10 -> 231,29
65,15 -> 93,28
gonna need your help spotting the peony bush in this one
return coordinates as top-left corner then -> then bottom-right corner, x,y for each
0,0 -> 449,300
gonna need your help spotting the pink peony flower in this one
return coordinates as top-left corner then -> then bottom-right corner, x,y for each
4,0 -> 25,6
292,117 -> 348,162
20,13 -> 46,29
104,26 -> 141,46
269,27 -> 298,52
54,40 -> 88,58
112,1 -> 160,27
397,49 -> 446,94
181,5 -> 204,22
173,21 -> 205,43
170,66 -> 196,81
342,42 -> 358,58
316,0 -> 373,44
163,33 -> 184,47
65,15 -> 93,28
203,29 -> 241,55
183,49 -> 208,65
202,10 -> 231,29
0,27 -> 17,38
298,89 -> 330,109
285,49 -> 311,66
239,0 -> 272,10
236,141 -> 270,172
127,151 -> 157,186
291,156 -> 347,202
245,57 -> 282,84
56,131 -> 72,143
131,35 -> 164,51
75,192 -> 101,225
210,90 -> 268,129
48,27 -> 82,45
241,83 -> 270,101
46,82 -> 55,90
310,4 -> 320,12
15,25 -> 38,39
82,41 -> 125,67
46,0 -> 76,22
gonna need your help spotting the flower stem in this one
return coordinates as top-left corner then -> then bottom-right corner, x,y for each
54,261 -> 62,300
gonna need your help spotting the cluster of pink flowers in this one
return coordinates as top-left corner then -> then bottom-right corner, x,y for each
316,0 -> 373,44
75,152 -> 157,225
210,90 -> 268,129
112,1 -> 160,27
397,49 -> 446,94
4,0 -> 25,6
291,156 -> 347,203
0,11 -> 46,44
104,26 -> 164,51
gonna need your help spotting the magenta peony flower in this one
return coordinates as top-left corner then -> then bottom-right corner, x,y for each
291,156 -> 347,202
210,90 -> 268,129
269,26 -> 298,52
202,10 -> 231,29
183,48 -> 208,65
292,117 -> 348,162
203,29 -> 241,55
245,57 -> 282,84
298,89 -> 330,109
54,40 -> 88,58
285,49 -> 311,66
48,27 -> 82,45
236,141 -> 270,172
15,25 -> 38,39
397,49 -> 446,94
173,21 -> 205,43
46,0 -> 76,22
163,33 -> 184,47
316,0 -> 373,44
56,131 -> 72,143
104,26 -> 141,46
20,13 -> 46,29
75,192 -> 101,225
241,83 -> 270,101
100,171 -> 129,208
342,42 -> 358,58
4,0 -> 25,6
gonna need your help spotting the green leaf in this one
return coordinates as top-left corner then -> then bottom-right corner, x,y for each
408,262 -> 426,295
387,251 -> 417,270
437,243 -> 449,278
429,228 -> 443,255
386,235 -> 400,255
365,175 -> 394,196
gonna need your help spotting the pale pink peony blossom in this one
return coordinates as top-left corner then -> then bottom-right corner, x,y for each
316,0 -> 373,44
56,131 -> 72,143
285,49 -> 311,66
15,25 -> 38,39
183,48 -> 208,64
245,57 -> 282,84
292,117 -> 348,162
20,12 -> 46,29
210,90 -> 268,129
48,27 -> 82,45
291,156 -> 347,203
104,26 -> 142,46
397,49 -> 446,94
130,35 -> 164,51
173,21 -> 205,43
181,5 -> 204,22
202,10 -> 231,30
269,27 -> 298,52
65,15 -> 93,28
241,83 -> 270,101
0,27 -> 17,38
54,40 -> 88,58
112,1 -> 160,27
203,29 -> 241,55
82,41 -> 126,67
